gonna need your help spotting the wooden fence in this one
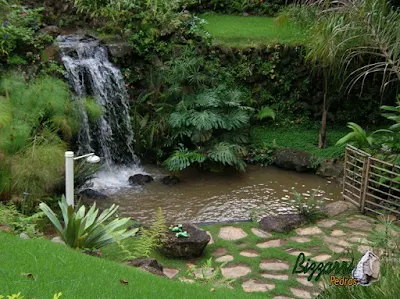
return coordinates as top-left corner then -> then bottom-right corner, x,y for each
343,145 -> 400,215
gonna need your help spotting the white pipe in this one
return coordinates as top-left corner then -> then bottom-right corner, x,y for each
65,151 -> 75,208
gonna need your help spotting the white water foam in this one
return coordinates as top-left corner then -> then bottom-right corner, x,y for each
87,164 -> 148,193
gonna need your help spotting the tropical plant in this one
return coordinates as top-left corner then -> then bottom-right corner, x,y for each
39,196 -> 138,249
336,122 -> 375,148
115,208 -> 167,260
0,75 -> 82,210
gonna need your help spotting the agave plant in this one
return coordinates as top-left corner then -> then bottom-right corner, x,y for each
39,196 -> 138,249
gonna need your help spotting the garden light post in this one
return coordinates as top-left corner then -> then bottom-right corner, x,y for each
65,151 -> 101,208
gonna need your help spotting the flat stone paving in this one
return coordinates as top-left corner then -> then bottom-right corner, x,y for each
169,213 -> 382,296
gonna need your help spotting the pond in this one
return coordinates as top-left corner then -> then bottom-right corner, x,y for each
90,165 -> 341,224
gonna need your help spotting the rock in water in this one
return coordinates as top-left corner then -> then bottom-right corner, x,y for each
259,214 -> 307,233
128,174 -> 154,185
78,188 -> 108,199
161,175 -> 180,185
160,223 -> 210,258
273,148 -> 311,172
125,258 -> 166,277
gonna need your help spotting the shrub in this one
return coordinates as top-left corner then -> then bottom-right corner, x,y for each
39,196 -> 138,249
0,203 -> 43,238
292,189 -> 327,223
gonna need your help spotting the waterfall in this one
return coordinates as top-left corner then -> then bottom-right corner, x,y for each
57,35 -> 145,191
57,35 -> 137,166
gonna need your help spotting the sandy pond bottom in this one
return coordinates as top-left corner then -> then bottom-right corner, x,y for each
91,165 -> 341,224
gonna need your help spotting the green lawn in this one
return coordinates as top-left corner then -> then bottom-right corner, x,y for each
0,232 -> 263,299
201,13 -> 306,46
250,126 -> 348,161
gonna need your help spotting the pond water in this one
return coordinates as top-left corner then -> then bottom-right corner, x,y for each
89,165 -> 341,224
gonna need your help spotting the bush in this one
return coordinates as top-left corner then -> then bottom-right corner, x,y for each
292,190 -> 327,223
40,196 -> 138,249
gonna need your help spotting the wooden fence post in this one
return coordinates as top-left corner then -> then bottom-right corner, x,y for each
360,157 -> 371,214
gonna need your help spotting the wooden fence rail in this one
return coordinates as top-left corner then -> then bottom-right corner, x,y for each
343,145 -> 400,216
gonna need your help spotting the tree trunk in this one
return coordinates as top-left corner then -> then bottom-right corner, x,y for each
319,73 -> 329,149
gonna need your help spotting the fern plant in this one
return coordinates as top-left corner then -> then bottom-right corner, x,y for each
115,208 -> 167,260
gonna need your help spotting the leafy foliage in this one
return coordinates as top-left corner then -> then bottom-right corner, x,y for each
0,203 -> 43,238
292,189 -> 327,223
0,75 -> 81,211
40,196 -> 138,249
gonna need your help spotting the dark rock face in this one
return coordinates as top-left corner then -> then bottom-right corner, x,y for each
273,148 -> 311,172
317,158 -> 344,180
39,25 -> 61,37
161,175 -> 180,185
78,189 -> 108,200
322,201 -> 357,217
259,214 -> 308,233
160,223 -> 210,258
106,42 -> 132,58
128,174 -> 154,185
125,258 -> 166,277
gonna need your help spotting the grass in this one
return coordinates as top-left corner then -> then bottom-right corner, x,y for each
250,126 -> 349,161
0,232 -> 264,299
102,213 -> 368,299
200,13 -> 306,47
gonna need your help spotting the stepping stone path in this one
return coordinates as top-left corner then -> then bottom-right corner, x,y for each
261,273 -> 289,280
328,244 -> 345,253
218,226 -> 248,240
348,236 -> 371,244
257,239 -> 286,248
296,277 -> 314,287
274,297 -> 295,299
295,227 -> 323,235
212,247 -> 227,257
323,236 -> 350,247
221,265 -> 251,278
251,228 -> 272,238
313,254 -> 332,262
290,236 -> 311,243
163,268 -> 179,279
260,260 -> 290,271
343,219 -> 373,231
290,288 -> 312,299
242,279 -> 275,292
240,250 -> 259,257
331,229 -> 346,237
317,219 -> 338,228
286,249 -> 311,257
216,255 -> 234,263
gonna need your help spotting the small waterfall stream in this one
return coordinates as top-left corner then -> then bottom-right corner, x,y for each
57,35 -> 145,190
57,35 -> 137,166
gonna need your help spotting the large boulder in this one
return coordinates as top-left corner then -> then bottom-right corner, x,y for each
317,158 -> 344,180
78,189 -> 108,200
160,223 -> 210,258
322,200 -> 357,217
161,175 -> 180,186
125,258 -> 166,277
273,148 -> 311,172
259,214 -> 307,233
128,174 -> 154,185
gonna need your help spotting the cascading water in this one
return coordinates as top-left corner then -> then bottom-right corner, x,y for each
57,35 -> 145,190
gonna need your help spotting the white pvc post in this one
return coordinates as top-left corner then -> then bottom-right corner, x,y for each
65,151 -> 75,208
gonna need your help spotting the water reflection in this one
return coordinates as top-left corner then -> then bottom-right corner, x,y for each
93,165 -> 340,224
